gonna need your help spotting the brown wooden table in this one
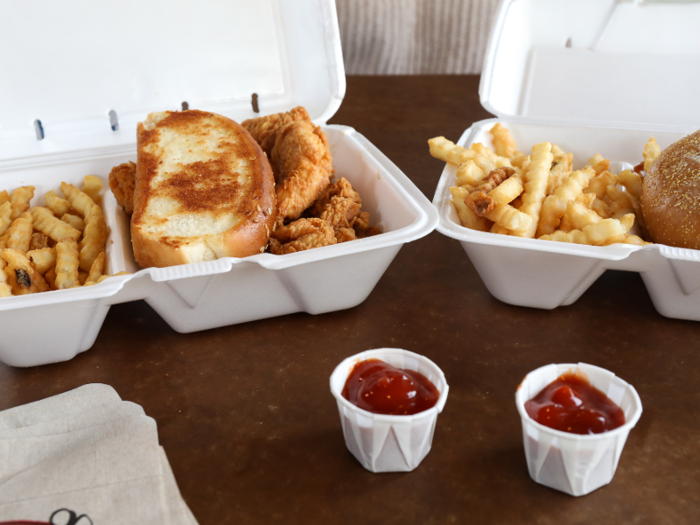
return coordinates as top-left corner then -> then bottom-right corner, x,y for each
2,75 -> 699,524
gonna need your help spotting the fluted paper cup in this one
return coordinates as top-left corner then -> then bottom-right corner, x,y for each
515,362 -> 643,496
330,348 -> 449,473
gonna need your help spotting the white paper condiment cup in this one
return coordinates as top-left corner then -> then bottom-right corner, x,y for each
515,362 -> 643,497
330,348 -> 449,473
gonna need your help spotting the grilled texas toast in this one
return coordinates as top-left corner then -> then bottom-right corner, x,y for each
131,110 -> 276,268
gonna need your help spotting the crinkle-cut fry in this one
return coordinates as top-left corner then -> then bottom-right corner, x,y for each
30,206 -> 81,242
78,270 -> 89,285
592,198 -> 611,218
61,213 -> 85,232
90,271 -> 129,286
546,152 -> 573,196
575,192 -> 597,208
0,201 -> 11,236
79,204 -> 108,271
551,144 -> 564,155
537,167 -> 595,237
44,190 -> 71,216
4,212 -> 33,252
82,175 -> 102,204
643,137 -> 661,173
618,213 -> 635,232
0,254 -> 10,297
491,223 -> 511,234
601,234 -> 651,247
511,152 -> 529,169
539,218 -> 630,246
488,174 -> 523,206
514,142 -> 553,238
29,232 -> 49,251
586,154 -> 610,175
584,171 -> 617,199
455,160 -> 487,187
560,201 -> 602,232
55,239 -> 80,289
606,184 -> 637,220
2,248 -> 49,295
485,203 -> 532,233
27,247 -> 56,275
450,186 -> 491,231
44,266 -> 57,290
471,142 -> 496,159
0,190 -> 9,205
85,251 -> 105,285
60,182 -> 95,218
618,169 -> 642,201
10,186 -> 35,221
429,137 -> 478,166
489,123 -> 517,158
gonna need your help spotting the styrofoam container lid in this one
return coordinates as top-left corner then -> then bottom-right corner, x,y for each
0,0 -> 345,162
481,0 -> 700,133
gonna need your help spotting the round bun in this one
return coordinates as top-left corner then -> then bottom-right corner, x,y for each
641,130 -> 700,249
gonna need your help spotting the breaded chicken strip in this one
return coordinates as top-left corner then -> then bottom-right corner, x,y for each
312,177 -> 362,229
242,106 -> 311,157
271,120 -> 333,224
108,161 -> 136,215
269,218 -> 336,254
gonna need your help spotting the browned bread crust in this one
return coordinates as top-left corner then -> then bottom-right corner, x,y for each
131,110 -> 276,268
642,130 -> 700,249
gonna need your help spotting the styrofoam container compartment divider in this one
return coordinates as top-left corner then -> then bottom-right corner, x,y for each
433,0 -> 700,320
0,0 -> 437,367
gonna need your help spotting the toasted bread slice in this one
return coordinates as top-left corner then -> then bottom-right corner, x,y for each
131,110 -> 276,268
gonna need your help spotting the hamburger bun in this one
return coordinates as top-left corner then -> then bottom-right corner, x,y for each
131,110 -> 276,268
641,130 -> 700,249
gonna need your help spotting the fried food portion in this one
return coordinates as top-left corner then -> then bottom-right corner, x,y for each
108,161 -> 136,215
312,177 -> 362,226
242,106 -> 311,157
269,218 -> 337,254
271,120 -> 333,224
2,248 -> 49,295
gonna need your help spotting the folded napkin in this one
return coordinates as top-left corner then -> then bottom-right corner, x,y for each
0,384 -> 197,525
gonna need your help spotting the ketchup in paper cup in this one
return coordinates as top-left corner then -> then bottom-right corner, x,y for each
330,348 -> 449,473
515,363 -> 642,496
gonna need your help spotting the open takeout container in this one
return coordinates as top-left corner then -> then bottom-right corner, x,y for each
516,363 -> 642,496
432,0 -> 700,320
0,0 -> 437,367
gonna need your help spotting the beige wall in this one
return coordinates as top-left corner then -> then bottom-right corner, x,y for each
336,0 -> 500,75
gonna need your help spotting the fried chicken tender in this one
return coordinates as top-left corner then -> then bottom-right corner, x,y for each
271,120 -> 333,224
108,161 -> 136,215
242,106 -> 311,157
269,218 -> 337,254
312,177 -> 362,228
352,211 -> 382,238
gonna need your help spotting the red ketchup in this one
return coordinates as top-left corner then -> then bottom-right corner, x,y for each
524,371 -> 625,435
342,359 -> 440,415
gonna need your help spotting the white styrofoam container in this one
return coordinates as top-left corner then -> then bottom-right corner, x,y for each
0,0 -> 437,367
433,0 -> 700,320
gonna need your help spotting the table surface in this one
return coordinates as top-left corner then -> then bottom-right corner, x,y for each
2,75 -> 699,525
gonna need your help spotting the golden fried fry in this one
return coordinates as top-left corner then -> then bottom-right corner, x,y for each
61,213 -> 85,232
539,218 -> 631,246
489,123 -> 518,158
488,174 -> 523,206
79,204 -> 108,271
537,168 -> 596,237
545,153 -> 573,196
44,190 -> 71,216
0,190 -> 9,205
559,201 -> 602,233
429,137 -> 477,166
485,203 -> 532,233
44,266 -> 57,290
85,251 -> 105,285
514,142 -> 553,238
455,160 -> 487,187
0,254 -> 11,297
2,248 -> 49,294
82,175 -> 102,204
10,186 -> 35,221
29,232 -> 50,251
450,186 -> 491,232
4,212 -> 33,252
60,182 -> 94,218
617,169 -> 642,201
55,239 -> 80,289
30,206 -> 81,242
27,247 -> 56,275
643,137 -> 661,173
584,171 -> 617,199
0,202 -> 11,236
